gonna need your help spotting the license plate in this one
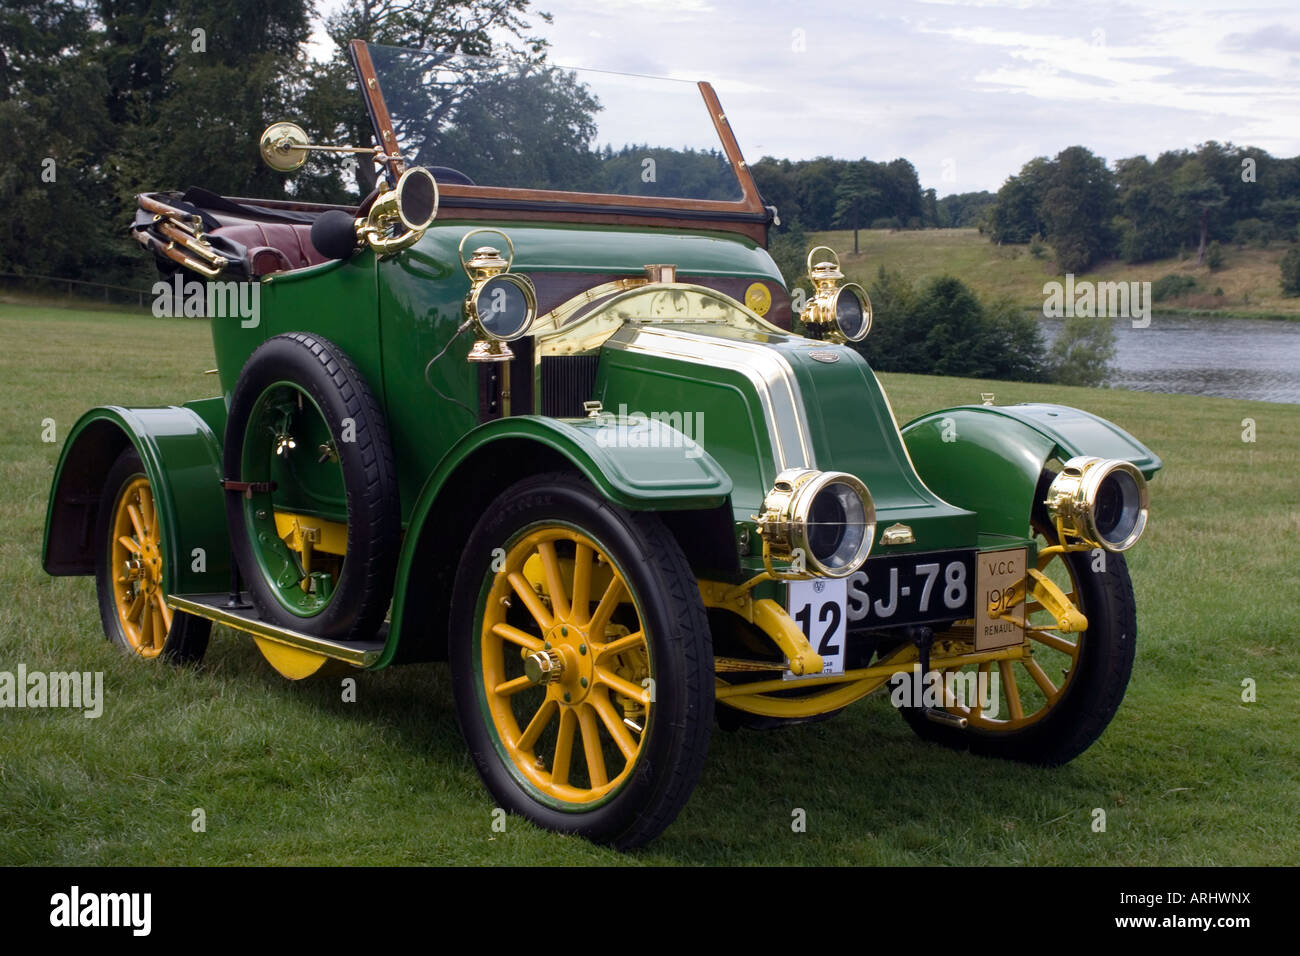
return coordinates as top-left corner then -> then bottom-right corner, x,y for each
975,548 -> 1027,649
844,550 -> 976,629
784,577 -> 848,680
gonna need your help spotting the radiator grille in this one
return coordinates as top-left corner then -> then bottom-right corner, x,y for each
540,354 -> 601,418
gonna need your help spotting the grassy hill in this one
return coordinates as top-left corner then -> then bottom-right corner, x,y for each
2,302 -> 1297,865
808,228 -> 1300,319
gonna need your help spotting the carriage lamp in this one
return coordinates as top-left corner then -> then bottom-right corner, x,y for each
1044,455 -> 1150,552
459,229 -> 538,363
757,468 -> 876,578
799,246 -> 872,343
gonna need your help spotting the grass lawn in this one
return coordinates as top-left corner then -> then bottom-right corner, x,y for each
1,302 -> 1297,865
810,227 -> 1300,319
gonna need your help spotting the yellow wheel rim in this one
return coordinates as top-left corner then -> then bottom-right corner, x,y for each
478,526 -> 651,809
109,476 -> 171,659
935,539 -> 1083,731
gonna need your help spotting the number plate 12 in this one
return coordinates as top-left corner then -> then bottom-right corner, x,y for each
784,578 -> 847,680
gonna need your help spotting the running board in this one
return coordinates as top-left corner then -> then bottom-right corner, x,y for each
166,593 -> 385,667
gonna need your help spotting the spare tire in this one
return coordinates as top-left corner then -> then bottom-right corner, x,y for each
223,332 -> 399,642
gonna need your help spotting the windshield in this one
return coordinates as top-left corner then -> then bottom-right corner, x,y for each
365,44 -> 745,202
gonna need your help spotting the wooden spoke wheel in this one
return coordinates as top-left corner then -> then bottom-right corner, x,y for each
898,523 -> 1137,765
94,448 -> 209,663
479,527 -> 651,805
450,473 -> 713,848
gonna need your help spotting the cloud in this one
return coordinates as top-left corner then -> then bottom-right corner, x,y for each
313,0 -> 1300,195
1220,25 -> 1300,52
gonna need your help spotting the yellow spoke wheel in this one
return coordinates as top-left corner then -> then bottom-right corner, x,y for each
450,474 -> 713,848
481,528 -> 650,805
931,543 -> 1082,732
109,476 -> 169,658
898,521 -> 1137,765
94,448 -> 209,664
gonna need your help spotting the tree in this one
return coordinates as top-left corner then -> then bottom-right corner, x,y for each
1039,146 -> 1114,273
1049,317 -> 1115,387
1174,158 -> 1228,266
322,0 -> 553,194
834,160 -> 879,254
1113,155 -> 1181,263
987,157 -> 1052,244
1281,248 -> 1300,297
0,0 -> 119,280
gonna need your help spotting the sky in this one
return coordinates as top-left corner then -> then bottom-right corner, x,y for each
311,0 -> 1300,196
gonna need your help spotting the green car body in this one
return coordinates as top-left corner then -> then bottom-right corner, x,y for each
41,41 -> 1162,848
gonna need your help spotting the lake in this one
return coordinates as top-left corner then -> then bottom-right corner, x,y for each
1038,315 -> 1300,405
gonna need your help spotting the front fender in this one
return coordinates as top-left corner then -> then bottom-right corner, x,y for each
900,402 -> 1162,540
43,401 -> 231,594
378,414 -> 733,668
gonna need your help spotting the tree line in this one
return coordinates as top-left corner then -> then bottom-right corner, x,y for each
0,0 -> 550,288
986,142 -> 1300,273
750,156 -> 996,246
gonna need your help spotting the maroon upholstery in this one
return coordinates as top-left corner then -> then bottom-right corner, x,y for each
209,221 -> 329,276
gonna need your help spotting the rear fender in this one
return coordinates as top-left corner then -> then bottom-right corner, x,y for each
43,400 -> 231,594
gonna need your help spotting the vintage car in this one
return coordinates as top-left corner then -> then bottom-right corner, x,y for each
42,41 -> 1160,849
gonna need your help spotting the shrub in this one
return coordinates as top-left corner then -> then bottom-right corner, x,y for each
870,216 -> 902,231
1048,317 -> 1115,388
1028,234 -> 1047,259
1281,248 -> 1300,297
857,269 -> 1048,382
1206,240 -> 1224,271
1232,218 -> 1271,248
1151,274 -> 1198,302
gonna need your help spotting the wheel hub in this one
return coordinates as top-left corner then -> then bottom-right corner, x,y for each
528,620 -> 595,704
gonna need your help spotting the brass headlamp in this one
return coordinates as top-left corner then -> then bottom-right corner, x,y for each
1044,456 -> 1150,552
458,229 -> 537,363
798,246 -> 872,343
757,468 -> 876,578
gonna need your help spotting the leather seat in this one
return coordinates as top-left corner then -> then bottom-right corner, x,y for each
208,221 -> 330,277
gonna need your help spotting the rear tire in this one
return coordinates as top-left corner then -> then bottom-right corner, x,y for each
94,448 -> 210,664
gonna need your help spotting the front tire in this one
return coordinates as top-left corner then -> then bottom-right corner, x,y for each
898,534 -> 1137,765
449,473 -> 713,849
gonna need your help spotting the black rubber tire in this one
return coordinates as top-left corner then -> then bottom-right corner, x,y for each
223,332 -> 399,642
94,448 -> 210,664
898,543 -> 1137,766
449,473 -> 714,849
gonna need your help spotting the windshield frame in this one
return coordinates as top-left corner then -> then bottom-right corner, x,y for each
349,40 -> 768,239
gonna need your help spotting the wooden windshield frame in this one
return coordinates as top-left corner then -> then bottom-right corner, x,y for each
349,40 -> 770,243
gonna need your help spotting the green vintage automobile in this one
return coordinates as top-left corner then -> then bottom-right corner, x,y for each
43,42 -> 1160,848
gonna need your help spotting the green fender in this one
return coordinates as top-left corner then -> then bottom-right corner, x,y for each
43,399 -> 231,595
377,413 -> 733,668
900,402 -> 1162,540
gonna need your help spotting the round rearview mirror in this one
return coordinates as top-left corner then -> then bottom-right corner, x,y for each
396,166 -> 439,232
473,274 -> 537,341
832,283 -> 872,342
259,122 -> 310,173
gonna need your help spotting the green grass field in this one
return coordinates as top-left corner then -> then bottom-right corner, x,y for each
2,302 -> 1297,865
810,227 -> 1300,319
